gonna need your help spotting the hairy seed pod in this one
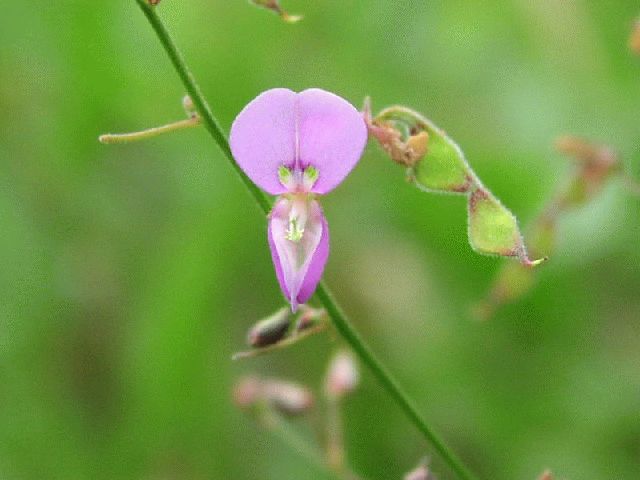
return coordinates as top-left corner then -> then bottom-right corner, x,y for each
367,102 -> 544,267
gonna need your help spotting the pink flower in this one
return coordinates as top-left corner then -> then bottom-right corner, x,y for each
230,88 -> 367,311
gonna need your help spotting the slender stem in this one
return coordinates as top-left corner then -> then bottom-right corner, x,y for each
134,0 -> 272,214
99,116 -> 201,144
315,283 -> 477,480
132,3 -> 477,479
325,396 -> 345,473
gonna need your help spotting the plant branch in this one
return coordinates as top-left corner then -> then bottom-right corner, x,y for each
99,116 -> 200,144
132,2 -> 477,479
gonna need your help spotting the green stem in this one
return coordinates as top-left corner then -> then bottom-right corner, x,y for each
133,2 -> 477,479
134,0 -> 271,214
315,283 -> 476,480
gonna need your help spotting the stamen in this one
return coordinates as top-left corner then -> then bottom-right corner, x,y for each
278,165 -> 295,190
285,217 -> 304,242
302,165 -> 318,191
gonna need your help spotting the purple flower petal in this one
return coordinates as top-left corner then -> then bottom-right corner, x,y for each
230,88 -> 297,195
230,88 -> 367,195
268,199 -> 290,300
297,89 -> 368,194
295,205 -> 329,303
268,197 -> 328,311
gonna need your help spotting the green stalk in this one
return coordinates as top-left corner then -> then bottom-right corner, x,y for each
133,2 -> 477,479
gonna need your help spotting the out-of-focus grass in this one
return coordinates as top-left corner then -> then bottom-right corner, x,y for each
0,1 -> 638,479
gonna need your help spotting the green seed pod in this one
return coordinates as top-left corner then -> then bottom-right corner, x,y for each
367,101 -> 544,266
247,307 -> 292,348
468,188 -> 523,258
412,122 -> 473,193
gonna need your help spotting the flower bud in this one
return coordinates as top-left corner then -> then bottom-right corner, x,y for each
247,307 -> 292,348
262,379 -> 314,415
295,305 -> 326,332
404,464 -> 436,480
233,376 -> 263,409
325,350 -> 359,399
233,376 -> 314,415
182,95 -> 197,118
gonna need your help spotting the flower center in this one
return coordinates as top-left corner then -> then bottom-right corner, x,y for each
284,195 -> 309,243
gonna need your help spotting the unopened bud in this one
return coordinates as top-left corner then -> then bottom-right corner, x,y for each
182,95 -> 197,118
262,379 -> 314,415
295,305 -> 325,332
407,131 -> 429,160
404,464 -> 436,480
233,377 -> 314,415
325,350 -> 359,398
247,307 -> 292,347
233,376 -> 263,409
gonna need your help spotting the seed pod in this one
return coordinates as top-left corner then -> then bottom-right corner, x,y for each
247,307 -> 292,348
468,188 -> 524,258
367,102 -> 543,266
412,123 -> 473,193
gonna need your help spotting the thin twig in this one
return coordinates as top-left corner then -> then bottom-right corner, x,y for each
99,116 -> 201,144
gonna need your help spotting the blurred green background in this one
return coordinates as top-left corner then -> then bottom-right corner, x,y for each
1,1 -> 639,479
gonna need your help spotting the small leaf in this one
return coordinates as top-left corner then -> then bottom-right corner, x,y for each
468,189 -> 522,257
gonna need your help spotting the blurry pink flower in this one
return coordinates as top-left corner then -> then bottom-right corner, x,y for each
230,88 -> 367,311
